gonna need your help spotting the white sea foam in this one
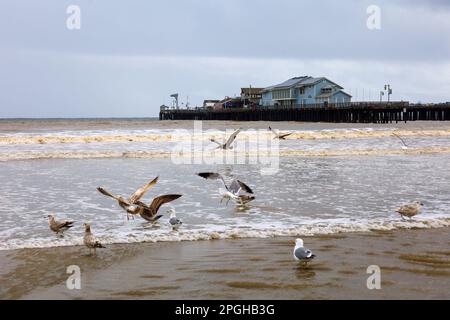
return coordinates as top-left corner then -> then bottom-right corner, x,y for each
1,216 -> 448,251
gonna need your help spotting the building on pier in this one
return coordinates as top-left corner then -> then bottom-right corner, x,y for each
261,76 -> 352,107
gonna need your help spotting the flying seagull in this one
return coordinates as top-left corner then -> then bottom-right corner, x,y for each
168,209 -> 183,231
396,201 -> 423,220
47,215 -> 74,235
392,132 -> 408,150
210,128 -> 242,150
293,238 -> 316,265
97,176 -> 159,220
197,172 -> 255,205
269,126 -> 293,140
83,223 -> 105,255
130,194 -> 183,223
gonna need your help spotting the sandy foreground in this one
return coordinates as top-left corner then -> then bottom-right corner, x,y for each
0,227 -> 449,300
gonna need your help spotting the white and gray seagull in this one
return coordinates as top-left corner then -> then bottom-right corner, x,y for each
269,126 -> 293,140
210,128 -> 242,150
168,209 -> 183,231
293,238 -> 316,265
197,172 -> 255,205
97,176 -> 159,220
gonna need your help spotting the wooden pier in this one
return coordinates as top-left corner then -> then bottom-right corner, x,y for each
160,102 -> 450,123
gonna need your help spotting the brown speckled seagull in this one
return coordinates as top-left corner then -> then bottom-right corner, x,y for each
83,223 -> 105,255
47,215 -> 74,235
97,176 -> 159,220
396,201 -> 423,220
131,194 -> 183,223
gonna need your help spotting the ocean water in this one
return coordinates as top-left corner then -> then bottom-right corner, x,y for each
0,119 -> 449,250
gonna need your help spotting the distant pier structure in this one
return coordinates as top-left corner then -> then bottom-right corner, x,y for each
159,102 -> 450,123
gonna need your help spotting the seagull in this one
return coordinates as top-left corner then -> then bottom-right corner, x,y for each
210,128 -> 242,150
197,172 -> 255,205
293,238 -> 316,265
392,132 -> 409,150
269,126 -> 293,140
47,215 -> 74,236
396,201 -> 423,220
168,209 -> 183,231
83,223 -> 105,255
131,194 -> 183,223
97,176 -> 159,220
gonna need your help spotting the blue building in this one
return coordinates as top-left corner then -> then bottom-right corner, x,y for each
260,76 -> 352,107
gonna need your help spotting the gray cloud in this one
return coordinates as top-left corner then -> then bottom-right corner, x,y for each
0,0 -> 449,117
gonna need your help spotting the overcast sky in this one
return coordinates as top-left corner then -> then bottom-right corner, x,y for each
1,0 -> 450,118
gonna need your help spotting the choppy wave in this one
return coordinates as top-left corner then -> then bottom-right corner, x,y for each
1,217 -> 449,251
2,147 -> 450,161
1,129 -> 449,145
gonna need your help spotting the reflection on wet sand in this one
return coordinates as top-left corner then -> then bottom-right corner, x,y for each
0,227 -> 448,299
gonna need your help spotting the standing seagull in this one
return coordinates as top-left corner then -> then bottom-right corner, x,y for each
210,128 -> 242,150
168,209 -> 183,231
47,215 -> 74,236
97,176 -> 159,220
396,201 -> 423,220
392,132 -> 409,150
83,223 -> 105,255
131,194 -> 183,223
197,172 -> 255,205
269,126 -> 293,140
293,238 -> 316,265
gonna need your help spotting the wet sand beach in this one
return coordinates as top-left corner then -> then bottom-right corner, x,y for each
1,227 -> 449,300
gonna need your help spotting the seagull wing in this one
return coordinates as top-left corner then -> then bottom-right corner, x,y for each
97,187 -> 131,207
224,128 -> 241,148
278,132 -> 293,139
210,138 -> 223,146
129,176 -> 159,203
97,187 -> 122,202
269,126 -> 279,137
149,194 -> 183,214
397,204 -> 415,214
236,179 -> 254,194
295,247 -> 314,260
197,172 -> 228,190
57,220 -> 74,229
392,132 -> 408,148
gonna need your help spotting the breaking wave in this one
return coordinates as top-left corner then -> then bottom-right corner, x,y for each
2,147 -> 450,161
1,216 -> 449,251
1,129 -> 449,145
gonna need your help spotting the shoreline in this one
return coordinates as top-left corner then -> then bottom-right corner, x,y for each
1,227 -> 449,300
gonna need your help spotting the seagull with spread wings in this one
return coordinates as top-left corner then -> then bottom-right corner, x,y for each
131,194 -> 183,223
197,172 -> 255,206
392,132 -> 409,150
269,126 -> 293,140
97,176 -> 159,220
210,128 -> 242,150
